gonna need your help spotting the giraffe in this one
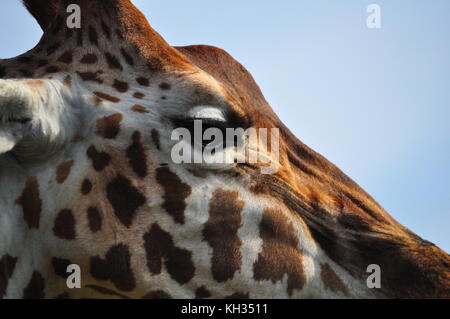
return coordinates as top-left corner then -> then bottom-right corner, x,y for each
0,0 -> 449,299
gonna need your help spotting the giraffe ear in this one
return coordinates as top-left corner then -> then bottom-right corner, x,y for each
0,130 -> 21,154
0,80 -> 31,154
23,0 -> 62,31
0,79 -> 77,161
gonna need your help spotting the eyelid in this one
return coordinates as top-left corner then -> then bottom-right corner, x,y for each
188,106 -> 226,122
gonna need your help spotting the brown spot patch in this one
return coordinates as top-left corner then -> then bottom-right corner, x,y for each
90,244 -> 136,292
253,209 -> 306,296
52,257 -> 72,279
132,104 -> 149,114
101,22 -> 111,39
120,48 -> 134,66
77,71 -> 103,84
53,209 -> 76,240
105,52 -> 123,71
88,25 -> 98,46
16,177 -> 42,229
81,179 -> 93,195
96,113 -> 123,139
133,92 -> 145,99
159,82 -> 171,90
203,189 -> 244,282
126,131 -> 148,178
143,223 -> 195,285
136,77 -> 149,86
93,91 -> 120,103
0,255 -> 18,298
320,263 -> 350,297
87,145 -> 112,171
87,206 -> 103,233
57,51 -> 73,64
151,129 -> 161,150
195,287 -> 211,299
81,54 -> 98,64
155,167 -> 192,224
72,135 -> 82,142
147,57 -> 164,72
92,94 -> 104,105
112,79 -> 129,93
143,290 -> 173,299
23,271 -> 45,299
106,175 -> 145,228
56,160 -> 74,184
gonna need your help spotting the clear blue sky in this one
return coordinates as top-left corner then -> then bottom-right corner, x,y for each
1,1 -> 449,252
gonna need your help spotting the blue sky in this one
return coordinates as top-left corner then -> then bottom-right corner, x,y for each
1,1 -> 449,252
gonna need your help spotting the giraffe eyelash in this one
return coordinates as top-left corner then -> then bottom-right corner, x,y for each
0,116 -> 32,125
171,117 -> 235,150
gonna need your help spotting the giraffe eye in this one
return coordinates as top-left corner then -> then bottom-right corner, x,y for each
170,106 -> 227,148
171,106 -> 250,151
172,117 -> 229,149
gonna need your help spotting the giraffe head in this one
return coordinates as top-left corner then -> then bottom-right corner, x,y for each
0,0 -> 448,299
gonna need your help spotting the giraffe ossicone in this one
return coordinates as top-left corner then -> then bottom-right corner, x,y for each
0,0 -> 448,299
